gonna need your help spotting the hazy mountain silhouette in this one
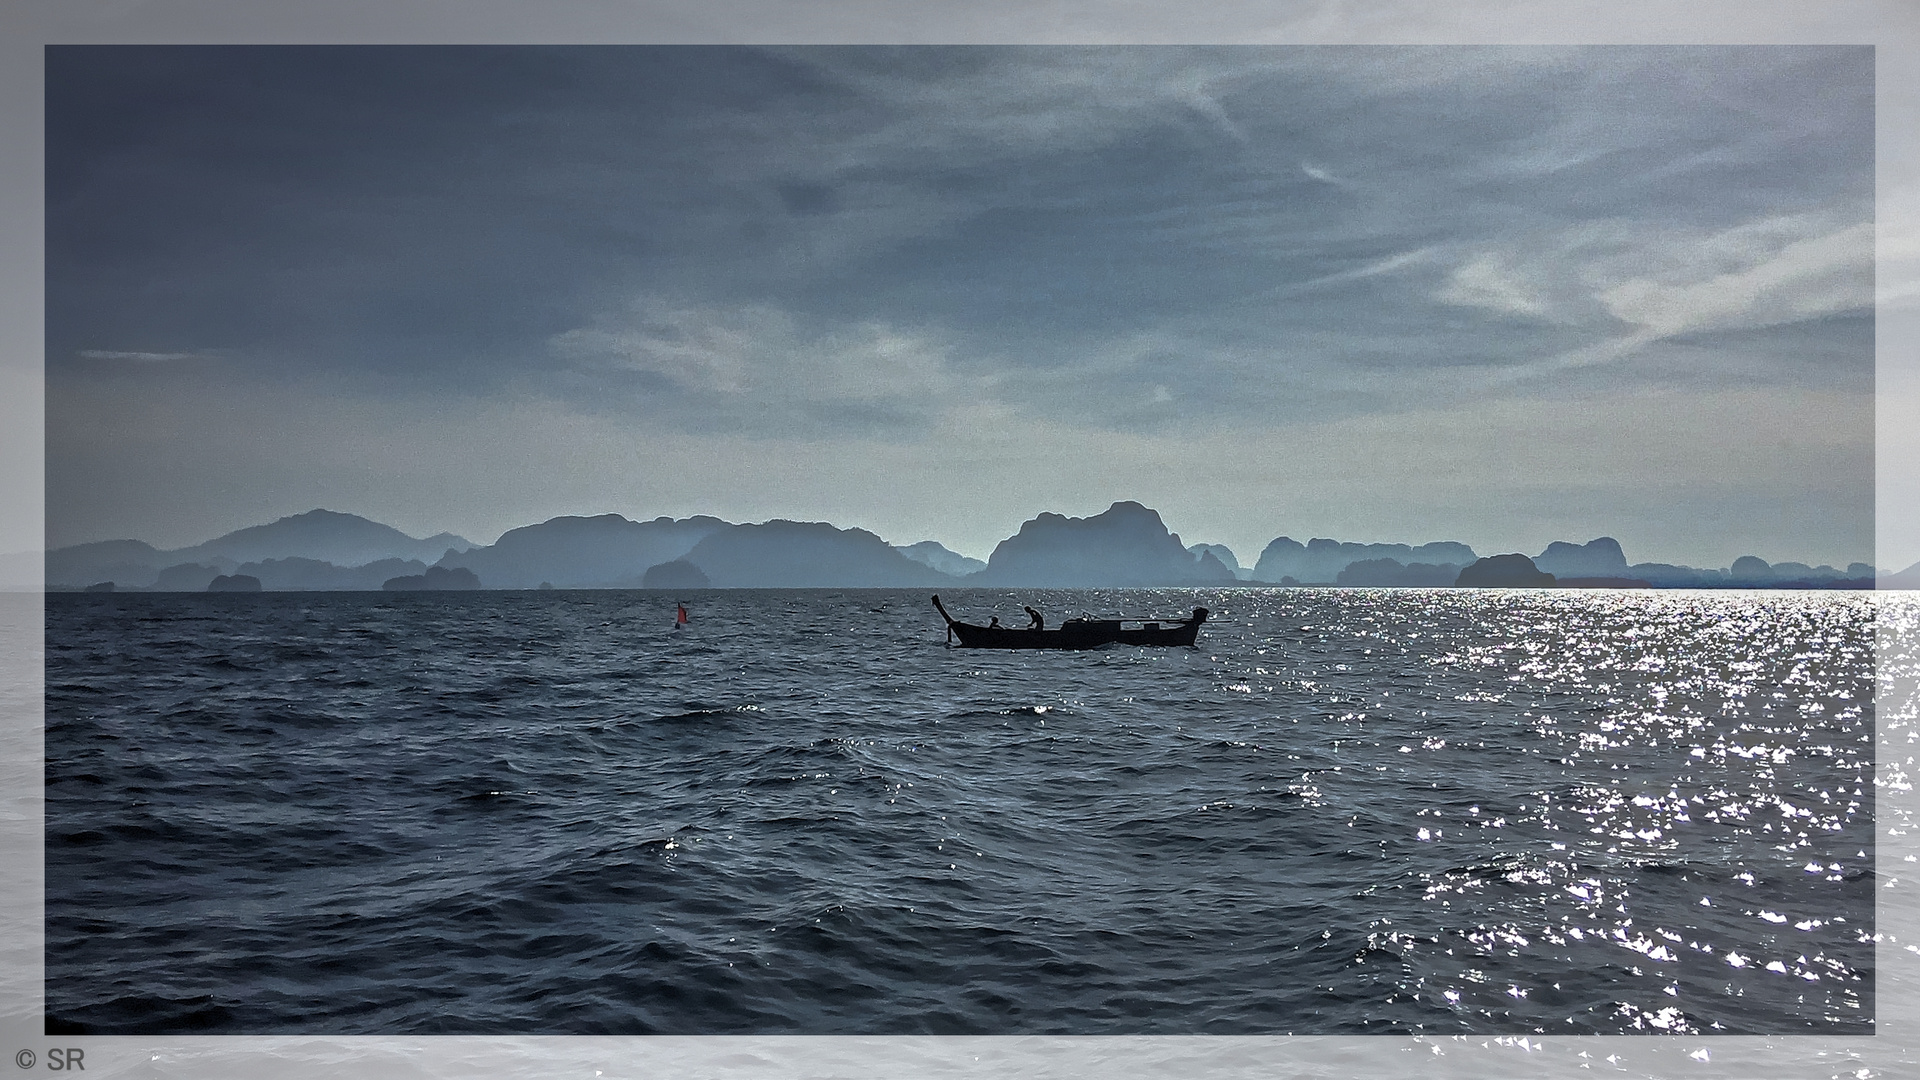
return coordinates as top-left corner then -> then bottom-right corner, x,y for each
975,502 -> 1237,587
244,557 -> 431,591
44,511 -> 470,587
40,503 -> 1886,591
178,509 -> 474,567
46,539 -> 181,588
1188,544 -> 1252,581
137,556 -> 437,591
1253,537 -> 1477,584
1534,538 -> 1630,579
1193,548 -> 1237,581
895,541 -> 986,577
153,563 -> 222,592
682,521 -> 951,588
641,559 -> 711,589
1456,554 -> 1556,587
1627,563 -> 1727,587
1771,561 -> 1825,582
1722,556 -> 1861,588
437,514 -> 729,589
1335,558 -> 1462,587
383,565 -> 482,591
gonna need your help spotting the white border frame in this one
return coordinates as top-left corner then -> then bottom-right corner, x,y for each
5,4 -> 1915,1077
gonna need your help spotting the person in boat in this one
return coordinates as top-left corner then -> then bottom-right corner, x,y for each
1024,606 -> 1044,630
989,616 -> 1002,628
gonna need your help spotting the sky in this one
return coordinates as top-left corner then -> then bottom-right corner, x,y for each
42,44 -> 1879,568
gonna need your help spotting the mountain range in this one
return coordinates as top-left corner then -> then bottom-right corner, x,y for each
25,503 -> 1904,592
43,509 -> 475,589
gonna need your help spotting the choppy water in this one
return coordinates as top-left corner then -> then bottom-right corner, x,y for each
44,588 -> 1875,1035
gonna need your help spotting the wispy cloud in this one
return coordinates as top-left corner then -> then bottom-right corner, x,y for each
1599,218 -> 1872,338
546,297 -> 998,435
1436,253 -> 1555,321
44,45 -> 1876,565
1437,209 -> 1874,379
1299,162 -> 1340,185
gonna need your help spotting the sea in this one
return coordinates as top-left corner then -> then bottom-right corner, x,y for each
42,587 -> 1880,1038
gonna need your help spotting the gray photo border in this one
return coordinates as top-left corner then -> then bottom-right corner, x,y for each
4,2 -> 1916,1077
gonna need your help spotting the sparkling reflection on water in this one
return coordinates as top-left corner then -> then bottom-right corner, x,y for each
44,588 -> 1873,1034
1275,589 -> 1874,1034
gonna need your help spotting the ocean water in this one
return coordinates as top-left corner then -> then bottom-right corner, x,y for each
43,588 -> 1875,1035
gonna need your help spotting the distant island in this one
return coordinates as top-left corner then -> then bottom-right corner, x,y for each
36,503 -> 1901,592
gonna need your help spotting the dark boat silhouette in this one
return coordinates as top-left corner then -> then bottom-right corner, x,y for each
931,595 -> 1207,650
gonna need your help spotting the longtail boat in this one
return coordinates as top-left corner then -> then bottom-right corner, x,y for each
931,595 -> 1208,650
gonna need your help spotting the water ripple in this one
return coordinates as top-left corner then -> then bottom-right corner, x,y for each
45,587 -> 1877,1034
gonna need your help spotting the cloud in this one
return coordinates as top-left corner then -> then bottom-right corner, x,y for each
1599,217 -> 1873,338
1283,247 -> 1432,293
48,47 -> 1872,400
545,297 -> 995,435
1436,253 -> 1554,320
778,47 -> 1259,165
550,304 -> 760,394
1432,207 -> 1871,379
44,45 -> 1876,565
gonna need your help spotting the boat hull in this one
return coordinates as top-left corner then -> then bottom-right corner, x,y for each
931,595 -> 1207,650
947,621 -> 1202,649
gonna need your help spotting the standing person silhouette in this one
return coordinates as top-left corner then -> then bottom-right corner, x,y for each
1024,606 -> 1044,630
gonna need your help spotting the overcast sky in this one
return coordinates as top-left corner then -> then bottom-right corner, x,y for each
44,44 -> 1875,567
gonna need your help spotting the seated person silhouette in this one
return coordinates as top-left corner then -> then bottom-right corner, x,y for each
1024,606 -> 1044,630
989,616 -> 1001,628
